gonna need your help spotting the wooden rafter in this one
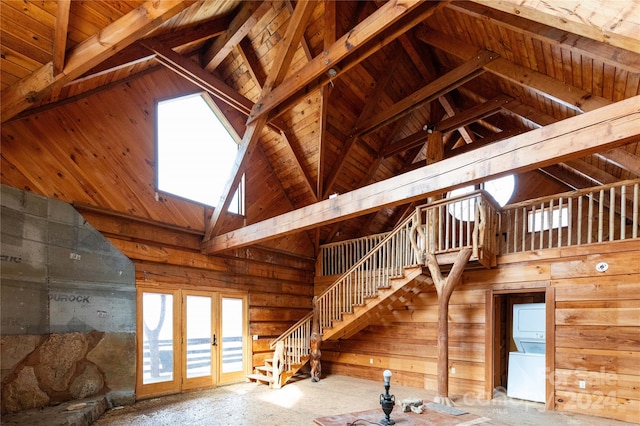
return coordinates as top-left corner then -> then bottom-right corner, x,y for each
202,95 -> 640,253
281,130 -> 318,202
246,0 -> 427,125
595,149 -> 640,177
0,0 -> 193,123
202,1 -> 272,71
382,95 -> 513,158
205,0 -> 318,240
237,38 -> 267,88
53,0 -> 71,76
473,0 -> 640,55
322,48 -> 403,199
285,0 -> 314,61
356,50 -> 497,135
450,1 -> 640,73
416,28 -> 611,114
77,16 -> 232,82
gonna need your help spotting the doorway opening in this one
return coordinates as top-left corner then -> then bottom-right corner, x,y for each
492,290 -> 548,404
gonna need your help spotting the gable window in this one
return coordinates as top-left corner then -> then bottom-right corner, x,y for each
527,206 -> 569,232
156,93 -> 244,215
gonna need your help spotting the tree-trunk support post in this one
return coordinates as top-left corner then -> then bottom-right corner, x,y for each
426,248 -> 472,405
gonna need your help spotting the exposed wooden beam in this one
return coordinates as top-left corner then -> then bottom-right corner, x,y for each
595,149 -> 640,178
237,37 -> 267,88
78,16 -> 232,81
450,1 -> 640,73
1,0 -> 193,122
202,1 -> 272,71
141,39 -> 253,117
281,130 -> 318,202
205,0 -> 318,239
439,95 -> 475,145
265,1 -> 448,122
416,28 -> 611,113
247,0 -> 427,125
357,50 -> 497,135
323,0 -> 337,50
285,0 -> 314,61
383,95 -> 512,158
563,159 -> 618,186
201,95 -> 640,253
53,0 -> 71,75
317,85 -> 330,198
464,88 -> 640,185
472,0 -> 640,55
322,49 -> 403,199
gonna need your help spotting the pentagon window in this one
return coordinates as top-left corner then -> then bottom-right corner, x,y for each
156,93 -> 244,215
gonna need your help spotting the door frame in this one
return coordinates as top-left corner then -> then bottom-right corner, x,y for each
485,285 -> 555,410
217,292 -> 250,385
136,286 -> 249,399
136,287 -> 182,399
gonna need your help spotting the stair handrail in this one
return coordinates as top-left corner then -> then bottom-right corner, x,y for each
268,311 -> 313,374
315,211 -> 420,333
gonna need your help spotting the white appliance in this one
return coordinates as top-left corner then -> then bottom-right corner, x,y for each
506,303 -> 546,403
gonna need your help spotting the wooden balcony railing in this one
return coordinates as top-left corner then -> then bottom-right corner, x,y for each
411,190 -> 501,268
319,232 -> 389,276
499,179 -> 640,254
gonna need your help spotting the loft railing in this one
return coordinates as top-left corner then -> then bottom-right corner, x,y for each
315,213 -> 419,332
411,190 -> 501,266
499,179 -> 640,254
319,232 -> 389,276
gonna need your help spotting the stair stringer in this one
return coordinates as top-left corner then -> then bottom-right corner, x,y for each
321,266 -> 431,341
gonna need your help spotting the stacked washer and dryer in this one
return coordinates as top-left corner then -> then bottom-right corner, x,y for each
506,303 -> 547,403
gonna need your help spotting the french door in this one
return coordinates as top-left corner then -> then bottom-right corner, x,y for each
136,288 -> 247,398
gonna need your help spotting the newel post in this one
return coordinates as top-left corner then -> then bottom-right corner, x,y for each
310,296 -> 322,382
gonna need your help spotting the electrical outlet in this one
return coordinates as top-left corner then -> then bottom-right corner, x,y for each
252,335 -> 258,340
579,380 -> 586,389
451,367 -> 456,374
370,358 -> 374,364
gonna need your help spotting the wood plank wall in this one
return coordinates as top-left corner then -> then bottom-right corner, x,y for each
319,240 -> 639,423
79,208 -> 315,369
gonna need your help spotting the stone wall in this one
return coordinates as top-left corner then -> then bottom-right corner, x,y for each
0,185 -> 136,414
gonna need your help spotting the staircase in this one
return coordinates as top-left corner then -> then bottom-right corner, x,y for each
249,190 -> 500,388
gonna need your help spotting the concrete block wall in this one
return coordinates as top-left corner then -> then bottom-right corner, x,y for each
0,185 -> 136,414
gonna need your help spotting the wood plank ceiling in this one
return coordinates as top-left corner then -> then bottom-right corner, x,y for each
1,0 -> 639,258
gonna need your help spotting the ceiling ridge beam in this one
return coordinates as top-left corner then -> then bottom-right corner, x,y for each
356,50 -> 498,136
1,0 -> 193,123
416,28 -> 611,113
202,95 -> 640,253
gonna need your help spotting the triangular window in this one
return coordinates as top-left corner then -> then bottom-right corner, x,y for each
156,93 -> 244,215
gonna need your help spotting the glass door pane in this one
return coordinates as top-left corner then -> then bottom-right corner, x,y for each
142,292 -> 174,384
220,296 -> 246,384
185,295 -> 212,378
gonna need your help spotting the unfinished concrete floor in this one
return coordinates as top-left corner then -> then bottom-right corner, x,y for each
93,374 -> 630,426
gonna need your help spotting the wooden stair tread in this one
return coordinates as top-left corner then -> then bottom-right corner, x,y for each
247,373 -> 274,383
